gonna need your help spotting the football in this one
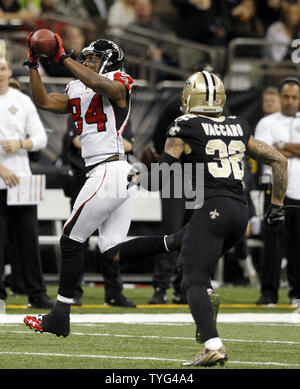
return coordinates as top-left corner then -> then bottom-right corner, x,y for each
29,29 -> 57,57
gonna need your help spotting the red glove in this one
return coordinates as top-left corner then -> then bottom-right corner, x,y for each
51,33 -> 69,65
23,32 -> 40,68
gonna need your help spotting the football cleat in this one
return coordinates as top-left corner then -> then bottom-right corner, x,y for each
148,288 -> 167,304
24,311 -> 70,338
182,345 -> 227,367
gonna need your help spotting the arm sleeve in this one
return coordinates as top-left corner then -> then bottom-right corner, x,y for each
25,96 -> 47,151
110,71 -> 134,93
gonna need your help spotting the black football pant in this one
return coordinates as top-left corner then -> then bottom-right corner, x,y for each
177,196 -> 249,343
259,191 -> 285,302
284,196 -> 300,299
0,190 -> 46,301
152,193 -> 186,292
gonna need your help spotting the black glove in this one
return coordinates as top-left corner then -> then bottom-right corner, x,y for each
264,204 -> 285,226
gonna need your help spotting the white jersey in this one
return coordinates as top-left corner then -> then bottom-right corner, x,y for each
0,87 -> 47,189
255,111 -> 300,200
66,70 -> 133,166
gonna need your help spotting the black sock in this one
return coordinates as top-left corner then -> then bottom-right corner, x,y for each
58,234 -> 85,299
165,224 -> 187,251
185,284 -> 219,343
119,236 -> 167,263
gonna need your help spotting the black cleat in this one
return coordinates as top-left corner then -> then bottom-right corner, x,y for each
148,288 -> 167,304
28,294 -> 55,309
172,293 -> 187,304
255,295 -> 277,306
105,294 -> 136,308
24,310 -> 70,337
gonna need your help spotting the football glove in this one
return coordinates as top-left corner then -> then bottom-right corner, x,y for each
264,204 -> 285,226
50,33 -> 70,65
23,32 -> 39,69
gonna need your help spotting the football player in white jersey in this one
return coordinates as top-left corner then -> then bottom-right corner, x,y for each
23,34 -> 138,336
23,33 -> 186,337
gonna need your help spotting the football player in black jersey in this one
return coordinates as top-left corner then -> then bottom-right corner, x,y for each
131,71 -> 287,367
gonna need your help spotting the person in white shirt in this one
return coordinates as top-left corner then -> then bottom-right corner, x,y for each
0,58 -> 54,309
255,77 -> 300,306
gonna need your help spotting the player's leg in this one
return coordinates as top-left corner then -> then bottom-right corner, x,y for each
109,224 -> 187,265
24,162 -> 132,335
98,195 -> 136,307
181,197 -> 249,367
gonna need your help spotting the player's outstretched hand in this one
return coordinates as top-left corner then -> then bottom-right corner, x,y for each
24,32 -> 40,68
51,33 -> 67,64
264,204 -> 285,226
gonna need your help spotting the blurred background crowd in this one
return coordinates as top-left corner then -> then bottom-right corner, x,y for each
1,0 -> 300,300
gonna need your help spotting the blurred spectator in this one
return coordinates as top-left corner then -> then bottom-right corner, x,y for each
264,0 -> 300,62
251,86 -> 281,183
0,57 -> 54,309
256,0 -> 281,29
0,0 -> 37,25
255,77 -> 300,306
171,0 -> 225,45
107,0 -> 135,35
262,86 -> 281,115
125,0 -> 176,81
222,0 -> 265,46
39,25 -> 86,77
41,0 -> 89,19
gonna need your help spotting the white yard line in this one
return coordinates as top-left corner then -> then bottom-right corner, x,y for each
1,330 -> 299,346
0,351 -> 299,368
1,313 -> 300,324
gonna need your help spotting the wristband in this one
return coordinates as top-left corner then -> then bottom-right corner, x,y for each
58,54 -> 71,66
23,60 -> 39,69
278,141 -> 285,150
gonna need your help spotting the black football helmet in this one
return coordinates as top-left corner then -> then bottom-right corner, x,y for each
80,39 -> 124,74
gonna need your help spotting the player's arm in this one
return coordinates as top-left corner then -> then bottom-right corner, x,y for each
28,68 -> 70,114
246,135 -> 287,205
164,137 -> 185,159
62,57 -> 127,105
127,137 -> 185,191
24,34 -> 70,114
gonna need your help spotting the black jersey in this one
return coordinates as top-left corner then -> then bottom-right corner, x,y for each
166,113 -> 252,203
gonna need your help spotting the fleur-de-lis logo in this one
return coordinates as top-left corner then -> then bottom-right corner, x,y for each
9,105 -> 18,115
168,124 -> 180,137
209,209 -> 219,220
